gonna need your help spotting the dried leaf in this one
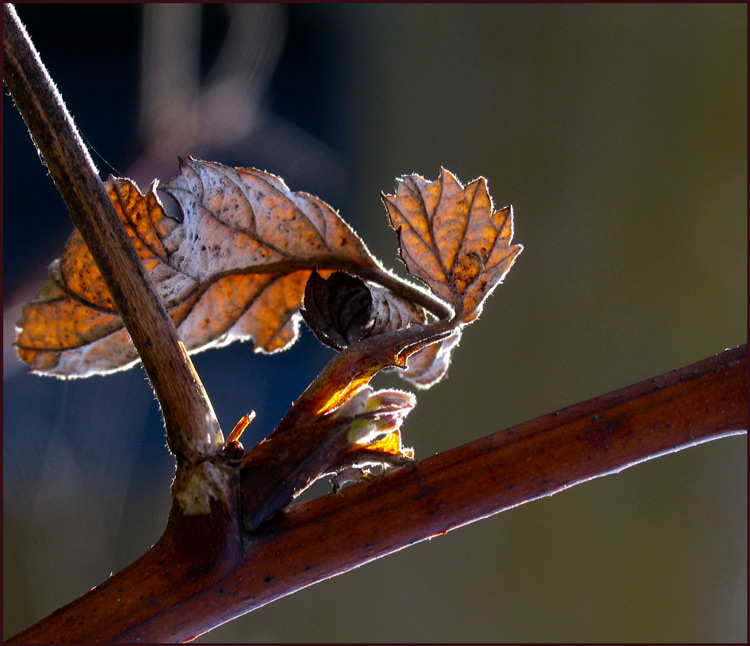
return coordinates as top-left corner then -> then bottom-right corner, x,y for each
15,159 -> 379,376
382,168 -> 523,323
401,331 -> 462,388
301,270 -> 457,389
301,270 -> 426,351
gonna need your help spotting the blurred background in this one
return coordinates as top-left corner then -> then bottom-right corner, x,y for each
3,4 -> 746,642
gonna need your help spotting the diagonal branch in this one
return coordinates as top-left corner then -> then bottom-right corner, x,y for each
2,3 -> 221,463
10,344 -> 746,643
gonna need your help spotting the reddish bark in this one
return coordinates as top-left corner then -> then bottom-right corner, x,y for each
12,344 -> 746,643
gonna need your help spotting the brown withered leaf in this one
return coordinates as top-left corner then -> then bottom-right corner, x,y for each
301,270 -> 461,389
401,331 -> 462,388
382,168 -> 523,323
15,158 -> 379,377
15,181 -> 180,374
301,270 -> 426,351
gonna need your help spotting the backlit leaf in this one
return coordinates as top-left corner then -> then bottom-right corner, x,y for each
301,270 -> 457,389
401,331 -> 462,388
15,159 -> 379,376
301,270 -> 426,351
382,168 -> 523,322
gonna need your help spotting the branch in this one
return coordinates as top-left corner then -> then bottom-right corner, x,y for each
2,4 -> 221,463
11,344 -> 746,643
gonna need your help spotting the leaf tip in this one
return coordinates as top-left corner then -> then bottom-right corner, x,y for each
439,166 -> 461,188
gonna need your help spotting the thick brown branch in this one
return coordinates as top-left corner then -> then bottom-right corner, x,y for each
2,4 -> 221,462
11,345 -> 746,643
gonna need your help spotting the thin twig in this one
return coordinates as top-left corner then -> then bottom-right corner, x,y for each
10,344 -> 746,642
2,4 -> 221,464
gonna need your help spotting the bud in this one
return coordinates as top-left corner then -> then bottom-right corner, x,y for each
331,386 -> 416,445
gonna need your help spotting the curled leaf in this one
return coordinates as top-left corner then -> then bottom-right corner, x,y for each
382,167 -> 522,323
401,331 -> 462,388
15,159 -> 379,377
301,270 -> 456,389
301,270 -> 426,351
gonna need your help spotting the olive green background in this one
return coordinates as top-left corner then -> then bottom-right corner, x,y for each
3,4 -> 746,642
